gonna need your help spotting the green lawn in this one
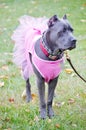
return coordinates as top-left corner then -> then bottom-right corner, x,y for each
0,0 -> 86,130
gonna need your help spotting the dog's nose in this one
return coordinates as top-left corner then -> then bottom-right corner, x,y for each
71,39 -> 77,44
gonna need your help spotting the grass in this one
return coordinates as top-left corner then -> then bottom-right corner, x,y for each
0,0 -> 86,130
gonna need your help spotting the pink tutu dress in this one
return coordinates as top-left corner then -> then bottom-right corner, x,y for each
12,15 -> 64,82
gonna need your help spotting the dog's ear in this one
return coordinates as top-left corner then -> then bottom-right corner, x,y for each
63,14 -> 67,20
48,15 -> 59,28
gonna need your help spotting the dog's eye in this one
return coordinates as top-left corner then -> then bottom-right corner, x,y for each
68,27 -> 73,32
63,27 -> 66,32
70,28 -> 73,32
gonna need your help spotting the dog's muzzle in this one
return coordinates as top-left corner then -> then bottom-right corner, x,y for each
69,39 -> 77,50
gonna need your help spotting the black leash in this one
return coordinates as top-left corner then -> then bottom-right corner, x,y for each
65,51 -> 86,83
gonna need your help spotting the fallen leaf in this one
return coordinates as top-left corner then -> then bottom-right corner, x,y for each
80,7 -> 84,10
1,65 -> 9,71
48,119 -> 52,123
5,128 -> 12,130
71,73 -> 76,77
21,90 -> 37,100
80,92 -> 86,98
52,101 -> 55,106
4,52 -> 12,55
11,73 -> 16,77
83,56 -> 86,59
63,6 -> 67,10
21,89 -> 26,99
68,98 -> 75,104
65,68 -> 73,74
72,123 -> 77,127
82,3 -> 86,7
56,102 -> 65,107
0,75 -> 9,79
9,98 -> 14,103
0,82 -> 4,87
31,93 -> 37,100
34,116 -> 39,122
80,19 -> 86,23
76,93 -> 80,98
4,5 -> 9,9
66,13 -> 71,16
55,124 -> 60,128
4,117 -> 10,122
3,27 -> 7,31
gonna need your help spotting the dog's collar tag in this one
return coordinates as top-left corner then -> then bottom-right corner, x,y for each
48,55 -> 57,60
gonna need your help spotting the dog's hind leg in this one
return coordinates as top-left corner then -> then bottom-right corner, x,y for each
26,79 -> 32,102
25,53 -> 33,102
47,77 -> 58,118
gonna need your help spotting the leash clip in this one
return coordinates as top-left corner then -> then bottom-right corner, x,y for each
64,50 -> 70,60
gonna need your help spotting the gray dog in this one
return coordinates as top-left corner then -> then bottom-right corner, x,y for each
12,14 -> 76,119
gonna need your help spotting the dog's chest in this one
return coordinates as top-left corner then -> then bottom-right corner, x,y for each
32,50 -> 64,82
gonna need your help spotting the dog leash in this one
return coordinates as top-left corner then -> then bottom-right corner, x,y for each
65,51 -> 86,83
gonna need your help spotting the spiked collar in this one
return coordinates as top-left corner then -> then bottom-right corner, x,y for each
40,34 -> 62,60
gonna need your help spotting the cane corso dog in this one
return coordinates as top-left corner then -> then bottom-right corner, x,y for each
12,14 -> 76,119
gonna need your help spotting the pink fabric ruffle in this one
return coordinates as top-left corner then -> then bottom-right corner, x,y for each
11,15 -> 48,80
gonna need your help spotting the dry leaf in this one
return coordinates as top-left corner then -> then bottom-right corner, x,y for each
4,52 -> 13,56
55,124 -> 60,128
4,117 -> 10,122
76,93 -> 80,98
82,3 -> 86,7
0,75 -> 9,79
0,82 -> 4,87
80,92 -> 86,98
80,19 -> 86,23
22,90 -> 37,100
9,98 -> 14,103
83,56 -> 86,59
31,93 -> 37,100
48,119 -> 52,123
1,65 -> 9,71
65,68 -> 73,74
5,128 -> 12,130
68,98 -> 75,104
72,123 -> 77,127
11,73 -> 16,77
71,73 -> 76,77
21,89 -> 26,99
34,116 -> 39,122
4,5 -> 9,9
56,102 -> 65,107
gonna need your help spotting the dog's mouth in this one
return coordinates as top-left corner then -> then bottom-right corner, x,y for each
62,39 -> 77,51
68,43 -> 76,50
60,43 -> 76,52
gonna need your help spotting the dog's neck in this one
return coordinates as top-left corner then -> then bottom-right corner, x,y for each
40,31 -> 63,60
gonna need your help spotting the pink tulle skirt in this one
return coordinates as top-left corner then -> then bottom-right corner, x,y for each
11,15 -> 48,80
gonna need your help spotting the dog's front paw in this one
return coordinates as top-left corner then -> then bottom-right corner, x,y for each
40,108 -> 46,119
47,107 -> 54,118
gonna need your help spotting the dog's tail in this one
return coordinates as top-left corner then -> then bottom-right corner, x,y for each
11,15 -> 48,80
